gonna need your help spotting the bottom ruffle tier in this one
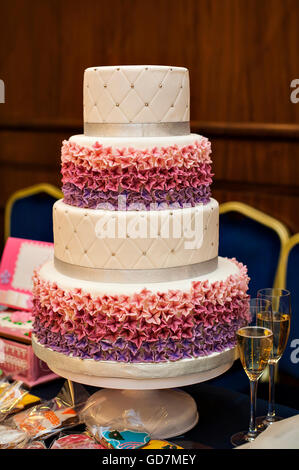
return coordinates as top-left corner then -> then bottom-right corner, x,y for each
32,257 -> 250,364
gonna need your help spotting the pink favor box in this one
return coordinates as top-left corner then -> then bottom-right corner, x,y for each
0,237 -> 58,387
0,237 -> 54,310
0,336 -> 57,388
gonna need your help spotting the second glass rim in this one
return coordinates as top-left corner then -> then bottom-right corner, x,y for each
237,325 -> 273,339
257,288 -> 291,298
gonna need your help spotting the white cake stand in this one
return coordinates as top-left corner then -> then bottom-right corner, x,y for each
32,336 -> 237,439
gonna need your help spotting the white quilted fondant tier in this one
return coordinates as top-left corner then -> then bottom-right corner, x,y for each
84,66 -> 190,124
69,132 -> 200,150
53,199 -> 219,270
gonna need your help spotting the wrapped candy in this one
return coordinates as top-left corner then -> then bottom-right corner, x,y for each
25,440 -> 47,449
50,432 -> 105,449
6,381 -> 89,441
0,380 -> 30,422
0,424 -> 28,449
11,393 -> 40,414
0,377 -> 40,420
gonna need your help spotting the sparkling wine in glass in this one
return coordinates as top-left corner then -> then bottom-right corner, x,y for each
256,288 -> 291,427
230,326 -> 273,447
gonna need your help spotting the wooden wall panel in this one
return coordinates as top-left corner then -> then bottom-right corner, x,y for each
2,0 -> 299,125
212,138 -> 299,187
0,0 -> 299,248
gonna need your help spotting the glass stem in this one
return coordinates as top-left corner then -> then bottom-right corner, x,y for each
248,379 -> 258,440
266,362 -> 276,422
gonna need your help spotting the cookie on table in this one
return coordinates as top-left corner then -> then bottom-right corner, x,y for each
100,429 -> 150,449
142,439 -> 183,449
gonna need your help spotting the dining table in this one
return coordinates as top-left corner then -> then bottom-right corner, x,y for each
31,378 -> 299,449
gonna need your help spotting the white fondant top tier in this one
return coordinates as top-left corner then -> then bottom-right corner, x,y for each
84,65 -> 190,125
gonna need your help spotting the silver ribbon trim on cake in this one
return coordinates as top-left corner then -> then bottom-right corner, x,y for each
54,256 -> 218,284
84,121 -> 190,137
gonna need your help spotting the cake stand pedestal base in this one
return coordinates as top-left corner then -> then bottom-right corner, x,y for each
47,363 -> 232,438
81,388 -> 198,440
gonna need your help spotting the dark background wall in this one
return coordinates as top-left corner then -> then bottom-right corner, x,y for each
1,0 -> 299,245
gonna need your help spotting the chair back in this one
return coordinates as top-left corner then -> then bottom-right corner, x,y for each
276,234 -> 299,379
5,184 -> 62,242
219,202 -> 289,297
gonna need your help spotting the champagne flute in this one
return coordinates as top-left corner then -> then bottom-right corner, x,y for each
256,288 -> 291,427
230,325 -> 273,447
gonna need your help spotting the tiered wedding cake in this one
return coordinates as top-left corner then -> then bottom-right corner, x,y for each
32,66 -> 250,381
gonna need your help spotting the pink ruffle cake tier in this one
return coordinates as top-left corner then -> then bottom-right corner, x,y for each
32,257 -> 250,365
61,138 -> 212,210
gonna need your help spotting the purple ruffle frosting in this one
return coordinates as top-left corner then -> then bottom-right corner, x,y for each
33,317 -> 246,363
62,183 -> 211,210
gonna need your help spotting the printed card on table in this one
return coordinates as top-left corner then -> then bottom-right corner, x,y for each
0,237 -> 53,310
